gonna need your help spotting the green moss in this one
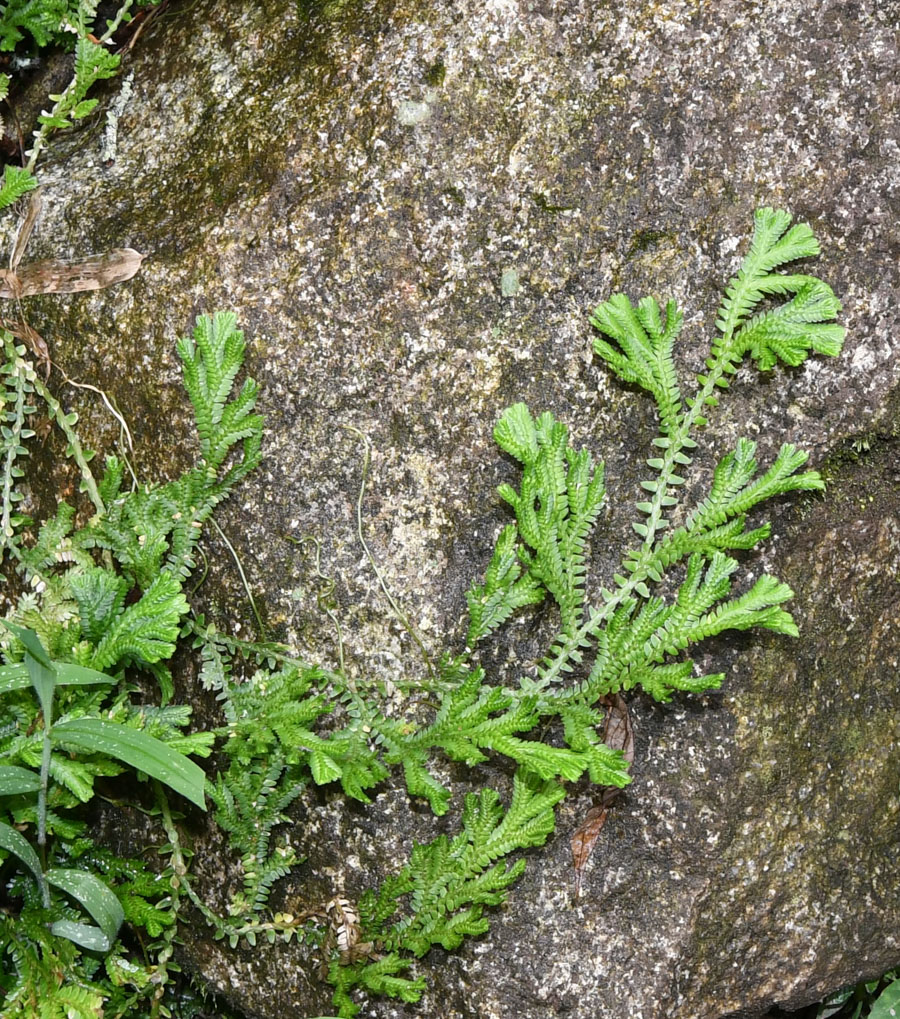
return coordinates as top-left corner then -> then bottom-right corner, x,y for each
624,228 -> 673,260
424,58 -> 446,87
531,191 -> 575,214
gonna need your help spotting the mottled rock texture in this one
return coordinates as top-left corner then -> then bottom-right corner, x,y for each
5,0 -> 899,1016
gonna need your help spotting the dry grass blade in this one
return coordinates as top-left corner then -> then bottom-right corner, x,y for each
10,189 -> 42,272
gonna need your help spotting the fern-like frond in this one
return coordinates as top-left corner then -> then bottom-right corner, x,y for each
67,567 -> 128,645
87,570 -> 188,670
71,35 -> 119,103
681,573 -> 798,641
208,752 -> 304,917
85,314 -> 263,586
0,165 -> 38,211
48,753 -> 123,803
175,312 -> 263,475
0,0 -> 69,51
736,277 -> 845,370
0,340 -> 37,552
215,662 -> 329,761
622,661 -> 724,703
465,523 -> 544,647
553,699 -> 630,784
494,403 -> 604,637
590,294 -> 685,436
684,439 -> 823,536
341,768 -> 562,1012
714,208 -> 821,344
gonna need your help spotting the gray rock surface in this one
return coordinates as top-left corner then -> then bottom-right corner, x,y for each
4,0 -> 899,1016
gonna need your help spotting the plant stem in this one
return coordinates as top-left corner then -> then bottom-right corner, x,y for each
530,334 -> 737,694
27,366 -> 105,516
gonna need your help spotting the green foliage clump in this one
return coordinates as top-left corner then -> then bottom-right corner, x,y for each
0,312 -> 263,1014
331,771 -> 565,1015
0,0 -> 77,52
0,209 -> 844,1019
175,209 -> 842,1017
320,207 -> 842,1014
0,0 -> 161,204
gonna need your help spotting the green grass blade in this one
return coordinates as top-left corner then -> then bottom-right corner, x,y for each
0,764 -> 41,796
0,662 -> 116,695
1,621 -> 56,721
51,718 -> 207,809
46,867 -> 124,948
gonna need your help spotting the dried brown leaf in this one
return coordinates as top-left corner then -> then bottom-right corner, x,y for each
0,248 -> 144,298
570,694 -> 634,897
0,316 -> 50,376
10,188 -> 42,272
602,692 -> 634,765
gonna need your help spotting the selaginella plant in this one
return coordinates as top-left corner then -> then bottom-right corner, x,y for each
321,206 -> 844,1014
0,208 -> 843,1018
179,208 -> 843,1014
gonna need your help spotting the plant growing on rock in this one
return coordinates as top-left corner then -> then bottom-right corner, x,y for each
323,206 -> 844,1014
0,1 -> 156,206
0,313 -> 260,1016
0,208 -> 843,1018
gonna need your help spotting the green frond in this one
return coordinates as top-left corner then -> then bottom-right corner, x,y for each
176,312 -> 263,476
45,982 -> 106,1019
685,573 -> 798,641
685,439 -> 823,538
355,955 -> 426,1003
715,208 -> 820,342
72,36 -> 119,102
0,165 -> 39,211
465,523 -> 544,647
79,313 -> 263,589
208,753 -> 304,917
488,769 -> 565,855
590,293 -> 685,436
116,890 -> 174,938
492,400 -> 539,464
493,404 -> 604,637
711,209 -> 843,380
332,745 -> 390,802
553,700 -> 630,785
400,755 -> 452,815
15,503 -> 80,576
329,961 -> 364,1018
738,280 -> 845,370
350,768 -> 563,1003
87,570 -> 188,671
96,456 -> 124,505
67,567 -> 128,645
48,754 -> 122,803
623,661 -> 724,703
216,662 -> 327,754
0,341 -> 37,552
0,0 -> 68,50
